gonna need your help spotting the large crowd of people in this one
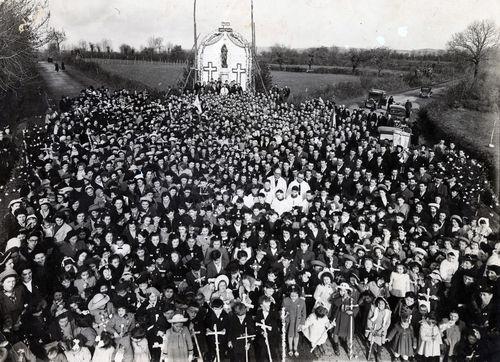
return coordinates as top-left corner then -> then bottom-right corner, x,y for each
0,85 -> 498,362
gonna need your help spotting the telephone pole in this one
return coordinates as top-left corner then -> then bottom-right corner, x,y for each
193,0 -> 198,83
251,0 -> 256,92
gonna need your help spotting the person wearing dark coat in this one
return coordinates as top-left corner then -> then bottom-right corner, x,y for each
0,270 -> 26,332
254,296 -> 280,362
227,302 -> 256,362
329,283 -> 360,356
204,298 -> 230,362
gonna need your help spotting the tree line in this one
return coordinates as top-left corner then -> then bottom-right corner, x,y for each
259,20 -> 498,79
46,20 -> 498,80
260,45 -> 459,75
58,36 -> 192,63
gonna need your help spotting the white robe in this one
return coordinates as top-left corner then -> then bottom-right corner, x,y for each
302,314 -> 330,346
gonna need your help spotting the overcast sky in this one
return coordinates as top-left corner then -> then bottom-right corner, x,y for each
48,0 -> 499,51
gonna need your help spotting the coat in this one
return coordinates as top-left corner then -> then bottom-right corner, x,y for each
330,295 -> 359,339
0,286 -> 25,331
162,326 -> 193,362
439,319 -> 464,357
89,302 -> 115,335
283,296 -> 306,338
227,314 -> 256,360
417,321 -> 442,357
365,305 -> 392,346
254,309 -> 280,361
386,320 -> 415,357
107,312 -> 136,338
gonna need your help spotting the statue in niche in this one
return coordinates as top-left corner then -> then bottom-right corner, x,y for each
221,44 -> 228,68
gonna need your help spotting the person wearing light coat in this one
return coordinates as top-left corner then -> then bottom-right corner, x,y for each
365,297 -> 392,361
417,313 -> 442,360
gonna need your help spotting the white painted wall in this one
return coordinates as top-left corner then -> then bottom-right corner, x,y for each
198,31 -> 252,91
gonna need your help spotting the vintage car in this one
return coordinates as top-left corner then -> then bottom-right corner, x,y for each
364,89 -> 387,110
378,125 -> 412,148
419,86 -> 432,98
387,104 -> 407,122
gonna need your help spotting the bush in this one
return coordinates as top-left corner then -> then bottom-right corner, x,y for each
360,74 -> 407,92
418,103 -> 497,189
313,66 -> 361,76
269,64 -> 364,76
255,60 -> 273,94
288,80 -> 364,105
444,73 -> 500,112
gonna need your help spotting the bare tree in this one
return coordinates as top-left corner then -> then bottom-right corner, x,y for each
77,39 -> 88,51
0,0 -> 52,92
147,36 -> 163,53
100,38 -> 112,53
447,19 -> 499,78
48,27 -> 66,53
89,43 -> 95,53
165,41 -> 174,54
370,47 -> 391,77
347,48 -> 364,74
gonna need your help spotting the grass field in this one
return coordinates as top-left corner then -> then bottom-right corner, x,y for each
88,59 -> 361,95
271,70 -> 359,94
435,107 -> 499,178
89,59 -> 185,91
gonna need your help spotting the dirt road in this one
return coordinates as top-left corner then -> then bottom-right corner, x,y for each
37,61 -> 104,108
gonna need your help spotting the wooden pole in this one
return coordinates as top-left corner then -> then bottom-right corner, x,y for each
281,307 -> 287,361
206,324 -> 225,362
256,320 -> 273,362
192,330 -> 203,362
236,327 -> 256,362
193,0 -> 198,84
251,0 -> 256,92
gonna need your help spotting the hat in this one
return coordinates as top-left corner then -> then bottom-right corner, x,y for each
60,186 -> 73,194
353,244 -> 368,253
5,238 -> 21,252
372,244 -> 386,253
38,198 -> 50,206
88,204 -> 101,212
477,281 -> 493,294
310,260 -> 326,268
428,203 -> 440,209
167,314 -> 188,324
337,282 -> 352,292
0,269 -> 17,282
318,270 -> 334,282
8,198 -> 22,208
450,215 -> 463,225
487,264 -> 500,275
88,293 -> 110,310
343,254 -> 357,263
413,247 -> 428,257
377,185 -> 388,192
214,275 -> 229,290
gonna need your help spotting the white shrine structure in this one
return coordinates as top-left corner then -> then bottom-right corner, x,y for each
197,22 -> 253,91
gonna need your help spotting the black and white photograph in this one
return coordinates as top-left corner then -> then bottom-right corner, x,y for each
0,0 -> 499,361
